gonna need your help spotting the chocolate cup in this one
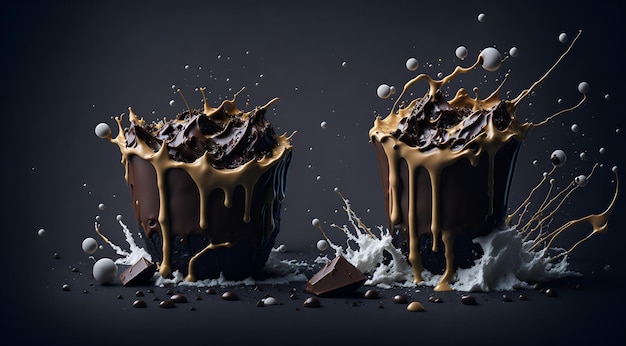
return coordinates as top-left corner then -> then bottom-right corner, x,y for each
372,138 -> 521,274
127,151 -> 292,280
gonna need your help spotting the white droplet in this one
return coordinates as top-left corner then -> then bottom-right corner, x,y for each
184,64 -> 190,70
406,57 -> 419,71
341,61 -> 347,67
532,159 -> 538,166
169,100 -> 175,106
37,228 -> 45,236
317,239 -> 329,251
509,47 -> 519,57
390,86 -> 396,95
578,81 -> 590,94
116,214 -> 123,221
263,296 -> 278,306
605,94 -> 610,100
599,147 -> 606,154
98,203 -> 105,210
550,149 -> 567,167
480,47 -> 502,72
320,121 -> 328,129
82,237 -> 99,254
95,123 -> 111,139
311,218 -> 321,227
92,258 -> 117,284
579,152 -> 587,160
612,166 -> 618,173
574,174 -> 588,187
377,84 -> 392,99
559,32 -> 568,43
277,244 -> 287,253
477,13 -> 486,22
570,124 -> 579,132
455,46 -> 468,60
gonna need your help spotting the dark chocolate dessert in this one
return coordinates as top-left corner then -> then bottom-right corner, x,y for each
103,88 -> 293,281
369,66 -> 531,291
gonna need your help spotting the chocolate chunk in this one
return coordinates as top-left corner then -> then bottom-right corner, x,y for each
428,295 -> 443,303
118,257 -> 156,286
304,256 -> 366,296
502,294 -> 513,302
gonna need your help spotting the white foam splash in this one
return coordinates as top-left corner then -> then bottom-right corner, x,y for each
320,196 -> 578,292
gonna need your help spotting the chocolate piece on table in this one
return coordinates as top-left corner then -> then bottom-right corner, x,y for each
305,255 -> 366,296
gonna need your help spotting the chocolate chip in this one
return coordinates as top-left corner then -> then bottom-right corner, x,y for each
461,294 -> 477,305
159,300 -> 175,308
62,284 -> 70,291
544,288 -> 557,297
170,294 -> 188,303
135,290 -> 144,297
133,299 -> 147,308
221,291 -> 239,301
364,289 -> 380,299
205,288 -> 216,295
428,295 -> 443,303
392,294 -> 409,304
518,294 -> 528,301
502,294 -> 513,302
303,297 -> 321,308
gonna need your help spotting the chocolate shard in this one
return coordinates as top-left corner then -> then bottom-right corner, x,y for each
119,257 -> 156,286
305,255 -> 366,296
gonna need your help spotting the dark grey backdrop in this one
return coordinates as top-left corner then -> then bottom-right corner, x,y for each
3,0 -> 625,344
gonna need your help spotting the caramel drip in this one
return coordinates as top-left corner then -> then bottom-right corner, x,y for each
109,95 -> 293,279
369,32 -> 586,291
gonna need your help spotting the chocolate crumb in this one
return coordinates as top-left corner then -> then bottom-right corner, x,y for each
170,294 -> 188,303
428,295 -> 443,303
544,288 -> 557,297
364,289 -> 381,299
62,284 -> 70,291
135,290 -> 144,297
518,294 -> 528,301
502,294 -> 513,302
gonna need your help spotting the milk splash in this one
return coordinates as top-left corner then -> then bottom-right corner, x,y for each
314,169 -> 617,292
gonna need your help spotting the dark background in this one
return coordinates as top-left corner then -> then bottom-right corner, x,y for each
2,0 -> 625,344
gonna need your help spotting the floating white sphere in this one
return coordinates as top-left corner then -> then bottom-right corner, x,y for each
320,121 -> 328,129
389,86 -> 396,95
341,61 -> 347,67
579,152 -> 587,160
98,203 -> 105,210
550,149 -> 567,167
317,239 -> 329,251
95,123 -> 111,139
82,237 -> 99,254
559,33 -> 568,43
578,81 -> 590,94
311,218 -> 321,228
455,46 -> 468,60
37,228 -> 45,236
570,124 -> 579,132
277,244 -> 287,253
509,47 -> 519,57
599,147 -> 606,154
480,47 -> 502,72
92,258 -> 117,284
116,214 -> 123,221
612,166 -> 618,173
377,84 -> 392,99
477,13 -> 486,22
406,57 -> 419,71
169,100 -> 175,106
574,175 -> 588,187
